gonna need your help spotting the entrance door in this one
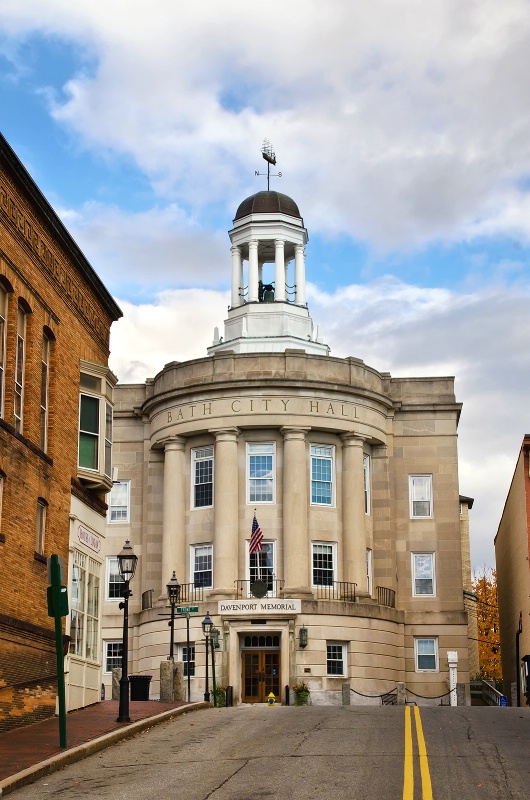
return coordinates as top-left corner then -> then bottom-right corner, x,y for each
242,650 -> 281,703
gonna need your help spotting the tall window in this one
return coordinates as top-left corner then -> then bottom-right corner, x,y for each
311,445 -> 334,505
0,285 -> 7,418
363,454 -> 370,514
191,544 -> 213,588
104,641 -> 123,673
106,556 -> 124,600
366,548 -> 373,595
415,638 -> 438,672
79,393 -> 100,470
312,542 -> 335,586
247,443 -> 275,503
108,480 -> 130,523
0,473 -> 4,538
104,402 -> 112,477
40,333 -> 51,451
249,541 -> 275,594
14,305 -> 26,433
409,475 -> 433,518
192,447 -> 213,508
327,642 -> 346,676
178,644 -> 195,677
35,498 -> 47,555
412,553 -> 435,596
78,368 -> 115,484
69,551 -> 101,662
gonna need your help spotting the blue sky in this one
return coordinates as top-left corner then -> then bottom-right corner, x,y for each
2,0 -> 530,568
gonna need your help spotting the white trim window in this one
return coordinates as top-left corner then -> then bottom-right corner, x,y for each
415,638 -> 438,672
108,480 -> 131,523
409,475 -> 433,518
363,454 -> 370,514
366,548 -> 373,595
69,552 -> 101,662
247,442 -> 275,504
191,544 -> 213,589
312,542 -> 335,587
78,364 -> 116,490
106,556 -> 124,600
14,304 -> 26,434
311,445 -> 334,505
327,642 -> 346,676
0,285 -> 7,418
104,641 -> 123,673
192,447 -> 213,508
178,644 -> 195,678
412,553 -> 436,597
247,540 -> 275,595
40,332 -> 51,451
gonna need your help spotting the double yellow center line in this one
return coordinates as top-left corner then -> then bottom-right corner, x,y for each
403,706 -> 433,800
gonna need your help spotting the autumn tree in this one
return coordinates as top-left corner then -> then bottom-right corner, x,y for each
471,568 -> 501,681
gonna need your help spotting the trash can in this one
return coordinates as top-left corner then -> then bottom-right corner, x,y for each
129,675 -> 152,701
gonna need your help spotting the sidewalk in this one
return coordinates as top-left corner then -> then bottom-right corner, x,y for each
0,699 -> 208,795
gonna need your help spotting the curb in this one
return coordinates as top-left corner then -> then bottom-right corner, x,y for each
0,702 -> 210,796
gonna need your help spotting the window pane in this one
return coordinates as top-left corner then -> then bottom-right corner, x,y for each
311,448 -> 333,505
105,641 -> 123,672
194,545 -> 212,588
107,556 -> 124,599
250,542 -> 274,591
313,543 -> 334,585
414,554 -> 434,595
417,639 -> 436,670
248,444 -> 274,503
110,482 -> 129,522
327,643 -> 344,675
80,395 -> 99,433
194,450 -> 213,508
79,432 -> 98,469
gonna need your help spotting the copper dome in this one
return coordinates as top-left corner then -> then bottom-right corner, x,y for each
234,190 -> 301,221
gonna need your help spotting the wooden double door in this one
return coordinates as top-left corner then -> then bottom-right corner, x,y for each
242,650 -> 281,703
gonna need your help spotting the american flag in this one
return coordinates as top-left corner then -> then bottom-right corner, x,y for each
249,513 -> 263,555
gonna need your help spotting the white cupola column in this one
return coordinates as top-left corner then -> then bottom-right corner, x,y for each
230,246 -> 242,307
295,245 -> 306,305
248,240 -> 259,302
274,239 -> 286,301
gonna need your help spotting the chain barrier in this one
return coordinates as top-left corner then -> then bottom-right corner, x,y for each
349,685 -> 398,699
406,688 -> 452,700
349,685 -> 453,701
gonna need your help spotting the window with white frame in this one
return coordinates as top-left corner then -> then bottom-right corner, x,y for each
363,454 -> 370,514
78,364 -> 115,489
106,556 -> 124,600
327,642 -> 346,676
69,551 -> 101,662
248,541 -> 275,594
191,544 -> 213,588
104,641 -> 123,673
311,445 -> 334,505
192,447 -> 213,508
108,481 -> 131,523
412,553 -> 436,596
409,475 -> 433,518
35,498 -> 47,555
40,332 -> 51,451
415,638 -> 438,671
14,304 -> 26,434
178,643 -> 195,677
366,548 -> 373,595
247,443 -> 275,503
312,542 -> 335,586
0,473 -> 4,536
0,285 -> 7,418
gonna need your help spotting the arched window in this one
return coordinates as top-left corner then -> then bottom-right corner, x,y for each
14,302 -> 28,434
40,329 -> 54,451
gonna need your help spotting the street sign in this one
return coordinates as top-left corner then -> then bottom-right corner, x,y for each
177,606 -> 198,613
499,695 -> 508,706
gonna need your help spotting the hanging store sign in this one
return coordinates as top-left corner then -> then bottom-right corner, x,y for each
77,525 -> 101,553
218,599 -> 301,615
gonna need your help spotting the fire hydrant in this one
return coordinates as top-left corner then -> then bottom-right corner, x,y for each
267,692 -> 276,706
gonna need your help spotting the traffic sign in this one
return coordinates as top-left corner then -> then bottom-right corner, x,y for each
177,606 -> 199,613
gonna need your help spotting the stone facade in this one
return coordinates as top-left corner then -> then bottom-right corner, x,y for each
495,436 -> 530,705
0,133 -> 121,729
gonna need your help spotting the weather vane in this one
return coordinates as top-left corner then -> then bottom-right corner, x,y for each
255,139 -> 282,190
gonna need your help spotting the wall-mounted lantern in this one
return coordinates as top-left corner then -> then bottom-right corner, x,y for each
299,625 -> 308,649
211,626 -> 220,649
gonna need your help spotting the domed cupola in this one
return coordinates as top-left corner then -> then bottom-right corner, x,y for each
208,147 -> 328,357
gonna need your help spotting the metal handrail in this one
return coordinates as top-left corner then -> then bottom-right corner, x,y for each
179,584 -> 205,602
377,586 -> 396,608
481,680 -> 507,706
314,581 -> 356,602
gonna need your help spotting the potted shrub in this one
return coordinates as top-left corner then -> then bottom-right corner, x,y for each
292,680 -> 311,706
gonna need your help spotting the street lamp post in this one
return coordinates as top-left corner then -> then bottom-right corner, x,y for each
166,571 -> 181,662
202,611 -> 213,703
116,540 -> 138,723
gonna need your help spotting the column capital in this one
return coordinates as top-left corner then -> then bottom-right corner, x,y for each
371,444 -> 388,459
209,427 -> 240,443
248,239 -> 259,250
280,426 -> 310,441
159,435 -> 187,452
341,432 -> 367,448
230,245 -> 241,254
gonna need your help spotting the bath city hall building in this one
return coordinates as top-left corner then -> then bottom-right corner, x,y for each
101,187 -> 471,706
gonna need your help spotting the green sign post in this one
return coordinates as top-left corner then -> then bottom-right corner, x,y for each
47,554 -> 68,748
176,606 -> 199,614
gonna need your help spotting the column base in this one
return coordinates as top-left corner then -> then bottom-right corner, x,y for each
208,589 -> 238,602
281,586 -> 314,600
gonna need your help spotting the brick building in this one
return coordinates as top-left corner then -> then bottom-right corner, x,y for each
0,133 -> 121,730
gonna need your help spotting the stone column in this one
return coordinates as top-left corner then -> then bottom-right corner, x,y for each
281,426 -> 311,597
341,433 -> 367,597
274,239 -> 286,301
160,437 -> 187,596
294,245 -> 306,305
248,240 -> 259,302
211,427 -> 240,598
230,246 -> 242,307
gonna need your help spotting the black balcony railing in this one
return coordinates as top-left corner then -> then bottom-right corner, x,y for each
179,584 -> 205,603
376,586 -> 396,608
235,579 -> 285,599
314,581 -> 356,602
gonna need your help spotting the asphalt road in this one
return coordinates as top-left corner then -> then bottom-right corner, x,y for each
11,705 -> 530,800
